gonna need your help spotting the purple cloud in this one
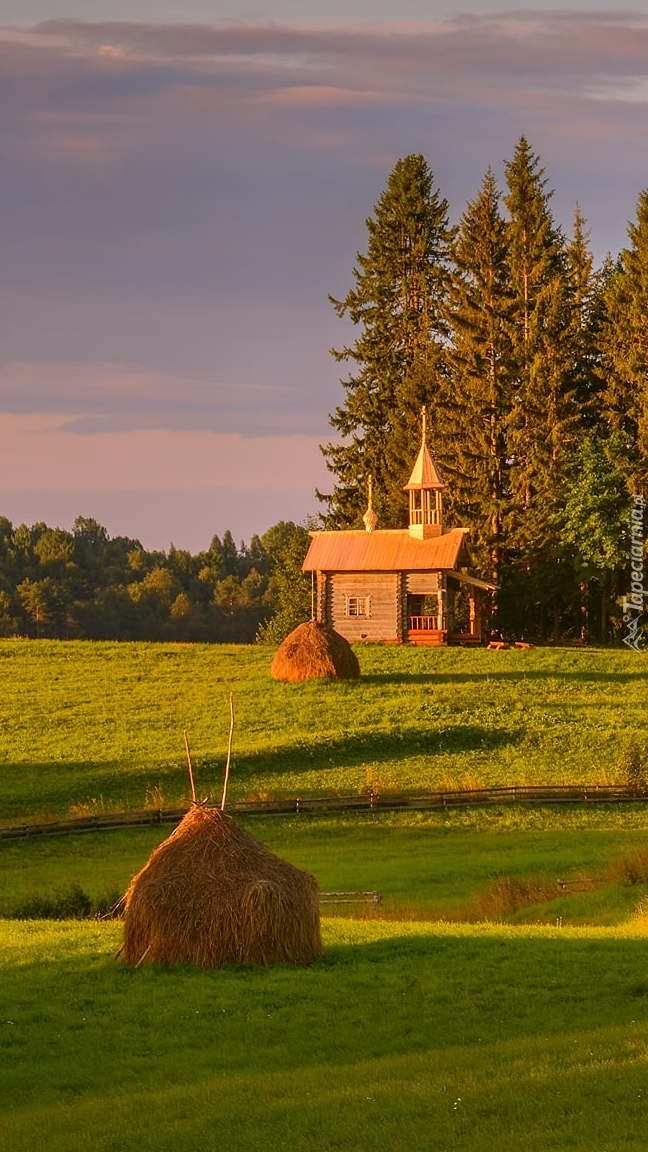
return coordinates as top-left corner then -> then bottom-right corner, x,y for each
0,11 -> 647,545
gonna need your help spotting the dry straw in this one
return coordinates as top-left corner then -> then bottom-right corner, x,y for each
122,804 -> 323,968
271,620 -> 360,682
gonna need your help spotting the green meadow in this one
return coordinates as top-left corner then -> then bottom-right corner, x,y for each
2,917 -> 648,1152
2,640 -> 648,1150
3,808 -> 648,925
0,640 -> 647,820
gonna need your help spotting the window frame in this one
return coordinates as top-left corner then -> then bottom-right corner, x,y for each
345,594 -> 371,618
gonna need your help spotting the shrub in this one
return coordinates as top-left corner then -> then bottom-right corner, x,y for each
4,885 -> 123,921
459,874 -> 556,922
615,846 -> 648,887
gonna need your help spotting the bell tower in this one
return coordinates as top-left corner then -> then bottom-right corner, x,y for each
403,407 -> 445,539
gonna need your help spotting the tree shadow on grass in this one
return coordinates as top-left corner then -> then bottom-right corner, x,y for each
0,759 -> 194,822
230,724 -> 525,780
2,926 -> 647,1084
0,725 -> 525,817
362,668 -> 648,687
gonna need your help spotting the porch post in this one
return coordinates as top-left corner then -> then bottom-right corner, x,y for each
317,572 -> 327,624
446,581 -> 455,634
437,576 -> 446,631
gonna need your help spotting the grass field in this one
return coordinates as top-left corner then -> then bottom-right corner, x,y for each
1,640 -> 647,820
2,640 -> 648,1149
3,807 -> 648,925
2,917 -> 648,1152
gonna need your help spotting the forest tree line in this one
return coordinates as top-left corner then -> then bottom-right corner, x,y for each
0,516 -> 311,643
319,137 -> 647,643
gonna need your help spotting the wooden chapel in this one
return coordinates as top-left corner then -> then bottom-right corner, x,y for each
302,412 -> 497,645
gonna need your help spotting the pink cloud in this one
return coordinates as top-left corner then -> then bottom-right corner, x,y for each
0,415 -> 330,493
22,13 -> 648,87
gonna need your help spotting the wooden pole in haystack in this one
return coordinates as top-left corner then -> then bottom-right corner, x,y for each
221,693 -> 234,811
183,729 -> 197,803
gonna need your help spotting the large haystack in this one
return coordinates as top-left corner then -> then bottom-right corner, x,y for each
271,620 -> 360,682
122,805 -> 322,968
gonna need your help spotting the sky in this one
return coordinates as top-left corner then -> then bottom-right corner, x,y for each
1,2 -> 648,551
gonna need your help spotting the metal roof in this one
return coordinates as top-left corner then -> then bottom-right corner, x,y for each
403,442 -> 445,490
303,528 -> 471,573
453,570 -> 498,592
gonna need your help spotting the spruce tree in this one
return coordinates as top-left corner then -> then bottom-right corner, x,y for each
504,138 -> 576,517
320,155 -> 454,527
501,138 -> 578,636
598,189 -> 648,492
565,204 -> 600,422
444,168 -> 514,582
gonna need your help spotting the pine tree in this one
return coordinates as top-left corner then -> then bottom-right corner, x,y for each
320,155 -> 454,527
501,138 -> 579,637
565,204 -> 600,423
444,168 -> 514,582
504,138 -> 576,519
597,189 -> 648,492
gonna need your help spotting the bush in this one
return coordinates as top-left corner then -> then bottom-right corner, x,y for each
459,874 -> 556,921
4,885 -> 123,921
615,846 -> 648,887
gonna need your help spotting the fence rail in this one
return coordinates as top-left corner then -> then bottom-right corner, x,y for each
1,783 -> 647,842
320,891 -> 382,905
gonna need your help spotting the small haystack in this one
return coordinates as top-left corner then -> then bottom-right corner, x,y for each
122,804 -> 322,968
271,620 -> 360,682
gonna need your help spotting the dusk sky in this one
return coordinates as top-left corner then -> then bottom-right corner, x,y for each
1,1 -> 648,551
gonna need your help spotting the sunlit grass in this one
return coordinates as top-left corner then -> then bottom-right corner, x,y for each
2,640 -> 648,1148
2,918 -> 648,1151
1,641 -> 647,820
3,807 -> 648,926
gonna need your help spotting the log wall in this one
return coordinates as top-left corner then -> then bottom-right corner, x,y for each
327,572 -> 400,642
405,572 -> 439,595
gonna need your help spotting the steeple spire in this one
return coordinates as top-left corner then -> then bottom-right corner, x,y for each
403,407 -> 445,538
362,474 -> 378,533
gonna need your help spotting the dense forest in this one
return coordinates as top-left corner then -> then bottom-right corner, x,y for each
319,137 -> 647,644
0,516 -> 311,643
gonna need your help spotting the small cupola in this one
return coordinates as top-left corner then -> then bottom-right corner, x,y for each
403,407 -> 445,539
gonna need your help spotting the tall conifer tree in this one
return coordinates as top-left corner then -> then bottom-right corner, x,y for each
598,189 -> 648,492
504,137 -> 575,520
501,138 -> 578,636
444,169 -> 514,583
320,155 -> 454,527
565,204 -> 600,422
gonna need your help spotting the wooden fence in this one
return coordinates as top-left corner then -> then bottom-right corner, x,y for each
1,783 -> 647,842
320,891 -> 382,905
